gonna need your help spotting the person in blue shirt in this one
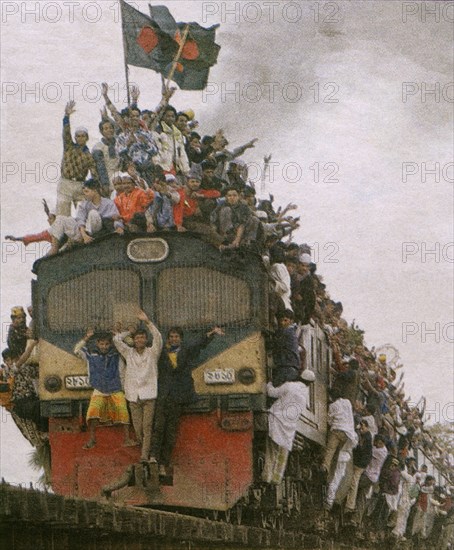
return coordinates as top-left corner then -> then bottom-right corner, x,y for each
74,329 -> 134,450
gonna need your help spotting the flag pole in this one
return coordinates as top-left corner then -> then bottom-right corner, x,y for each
120,0 -> 131,106
165,24 -> 190,91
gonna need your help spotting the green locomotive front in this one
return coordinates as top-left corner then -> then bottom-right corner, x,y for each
33,233 -> 270,509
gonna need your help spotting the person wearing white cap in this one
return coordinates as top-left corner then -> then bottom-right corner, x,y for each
262,369 -> 316,484
56,101 -> 98,216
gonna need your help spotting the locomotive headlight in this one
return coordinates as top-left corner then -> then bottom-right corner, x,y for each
44,375 -> 62,393
238,368 -> 256,385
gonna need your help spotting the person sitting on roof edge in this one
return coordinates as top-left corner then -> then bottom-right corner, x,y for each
75,179 -> 124,244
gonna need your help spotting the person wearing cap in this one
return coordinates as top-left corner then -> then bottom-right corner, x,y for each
56,101 -> 99,216
92,118 -> 121,197
7,307 -> 28,358
391,457 -> 418,540
263,369 -> 316,484
75,179 -> 124,244
114,173 -> 153,226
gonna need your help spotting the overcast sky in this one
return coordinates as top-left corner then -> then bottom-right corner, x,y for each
1,0 -> 453,484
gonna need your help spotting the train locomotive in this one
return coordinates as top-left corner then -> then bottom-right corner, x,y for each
31,232 -> 330,522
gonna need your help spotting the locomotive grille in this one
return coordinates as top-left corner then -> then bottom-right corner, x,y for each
156,267 -> 251,328
47,268 -> 141,332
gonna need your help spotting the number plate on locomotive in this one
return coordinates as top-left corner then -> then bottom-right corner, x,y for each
65,375 -> 91,389
203,368 -> 235,384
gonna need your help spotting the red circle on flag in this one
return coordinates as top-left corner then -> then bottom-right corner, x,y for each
182,40 -> 199,60
137,27 -> 158,54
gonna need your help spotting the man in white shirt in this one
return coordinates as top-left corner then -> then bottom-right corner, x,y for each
113,310 -> 163,462
262,369 -> 316,484
321,388 -> 357,476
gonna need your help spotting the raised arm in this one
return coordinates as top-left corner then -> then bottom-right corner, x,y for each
137,310 -> 163,353
73,328 -> 94,360
63,101 -> 76,149
101,83 -> 125,130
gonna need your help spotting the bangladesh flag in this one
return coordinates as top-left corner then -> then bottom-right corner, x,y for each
120,0 -> 220,90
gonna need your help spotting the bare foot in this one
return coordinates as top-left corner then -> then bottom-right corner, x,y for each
123,439 -> 139,447
83,439 -> 96,450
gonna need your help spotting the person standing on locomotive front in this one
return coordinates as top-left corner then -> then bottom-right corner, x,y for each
74,330 -> 133,450
150,326 -> 225,477
113,311 -> 163,463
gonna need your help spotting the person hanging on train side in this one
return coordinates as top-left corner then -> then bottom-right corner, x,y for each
271,309 -> 302,386
9,339 -> 48,433
113,311 -> 163,463
7,307 -> 28,358
351,434 -> 388,528
391,457 -> 419,541
344,419 -> 373,515
262,369 -> 316,485
321,387 -> 357,478
74,329 -> 133,450
150,325 -> 225,477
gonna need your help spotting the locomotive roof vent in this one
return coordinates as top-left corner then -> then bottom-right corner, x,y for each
127,238 -> 169,263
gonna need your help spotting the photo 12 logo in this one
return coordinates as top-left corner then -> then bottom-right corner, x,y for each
402,242 -> 453,263
202,81 -> 340,104
201,2 -> 343,24
401,162 -> 453,183
401,2 -> 454,23
402,322 -> 453,344
402,82 -> 453,103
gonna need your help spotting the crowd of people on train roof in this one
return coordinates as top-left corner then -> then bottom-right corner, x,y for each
6,83 -> 298,256
2,83 -> 453,546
